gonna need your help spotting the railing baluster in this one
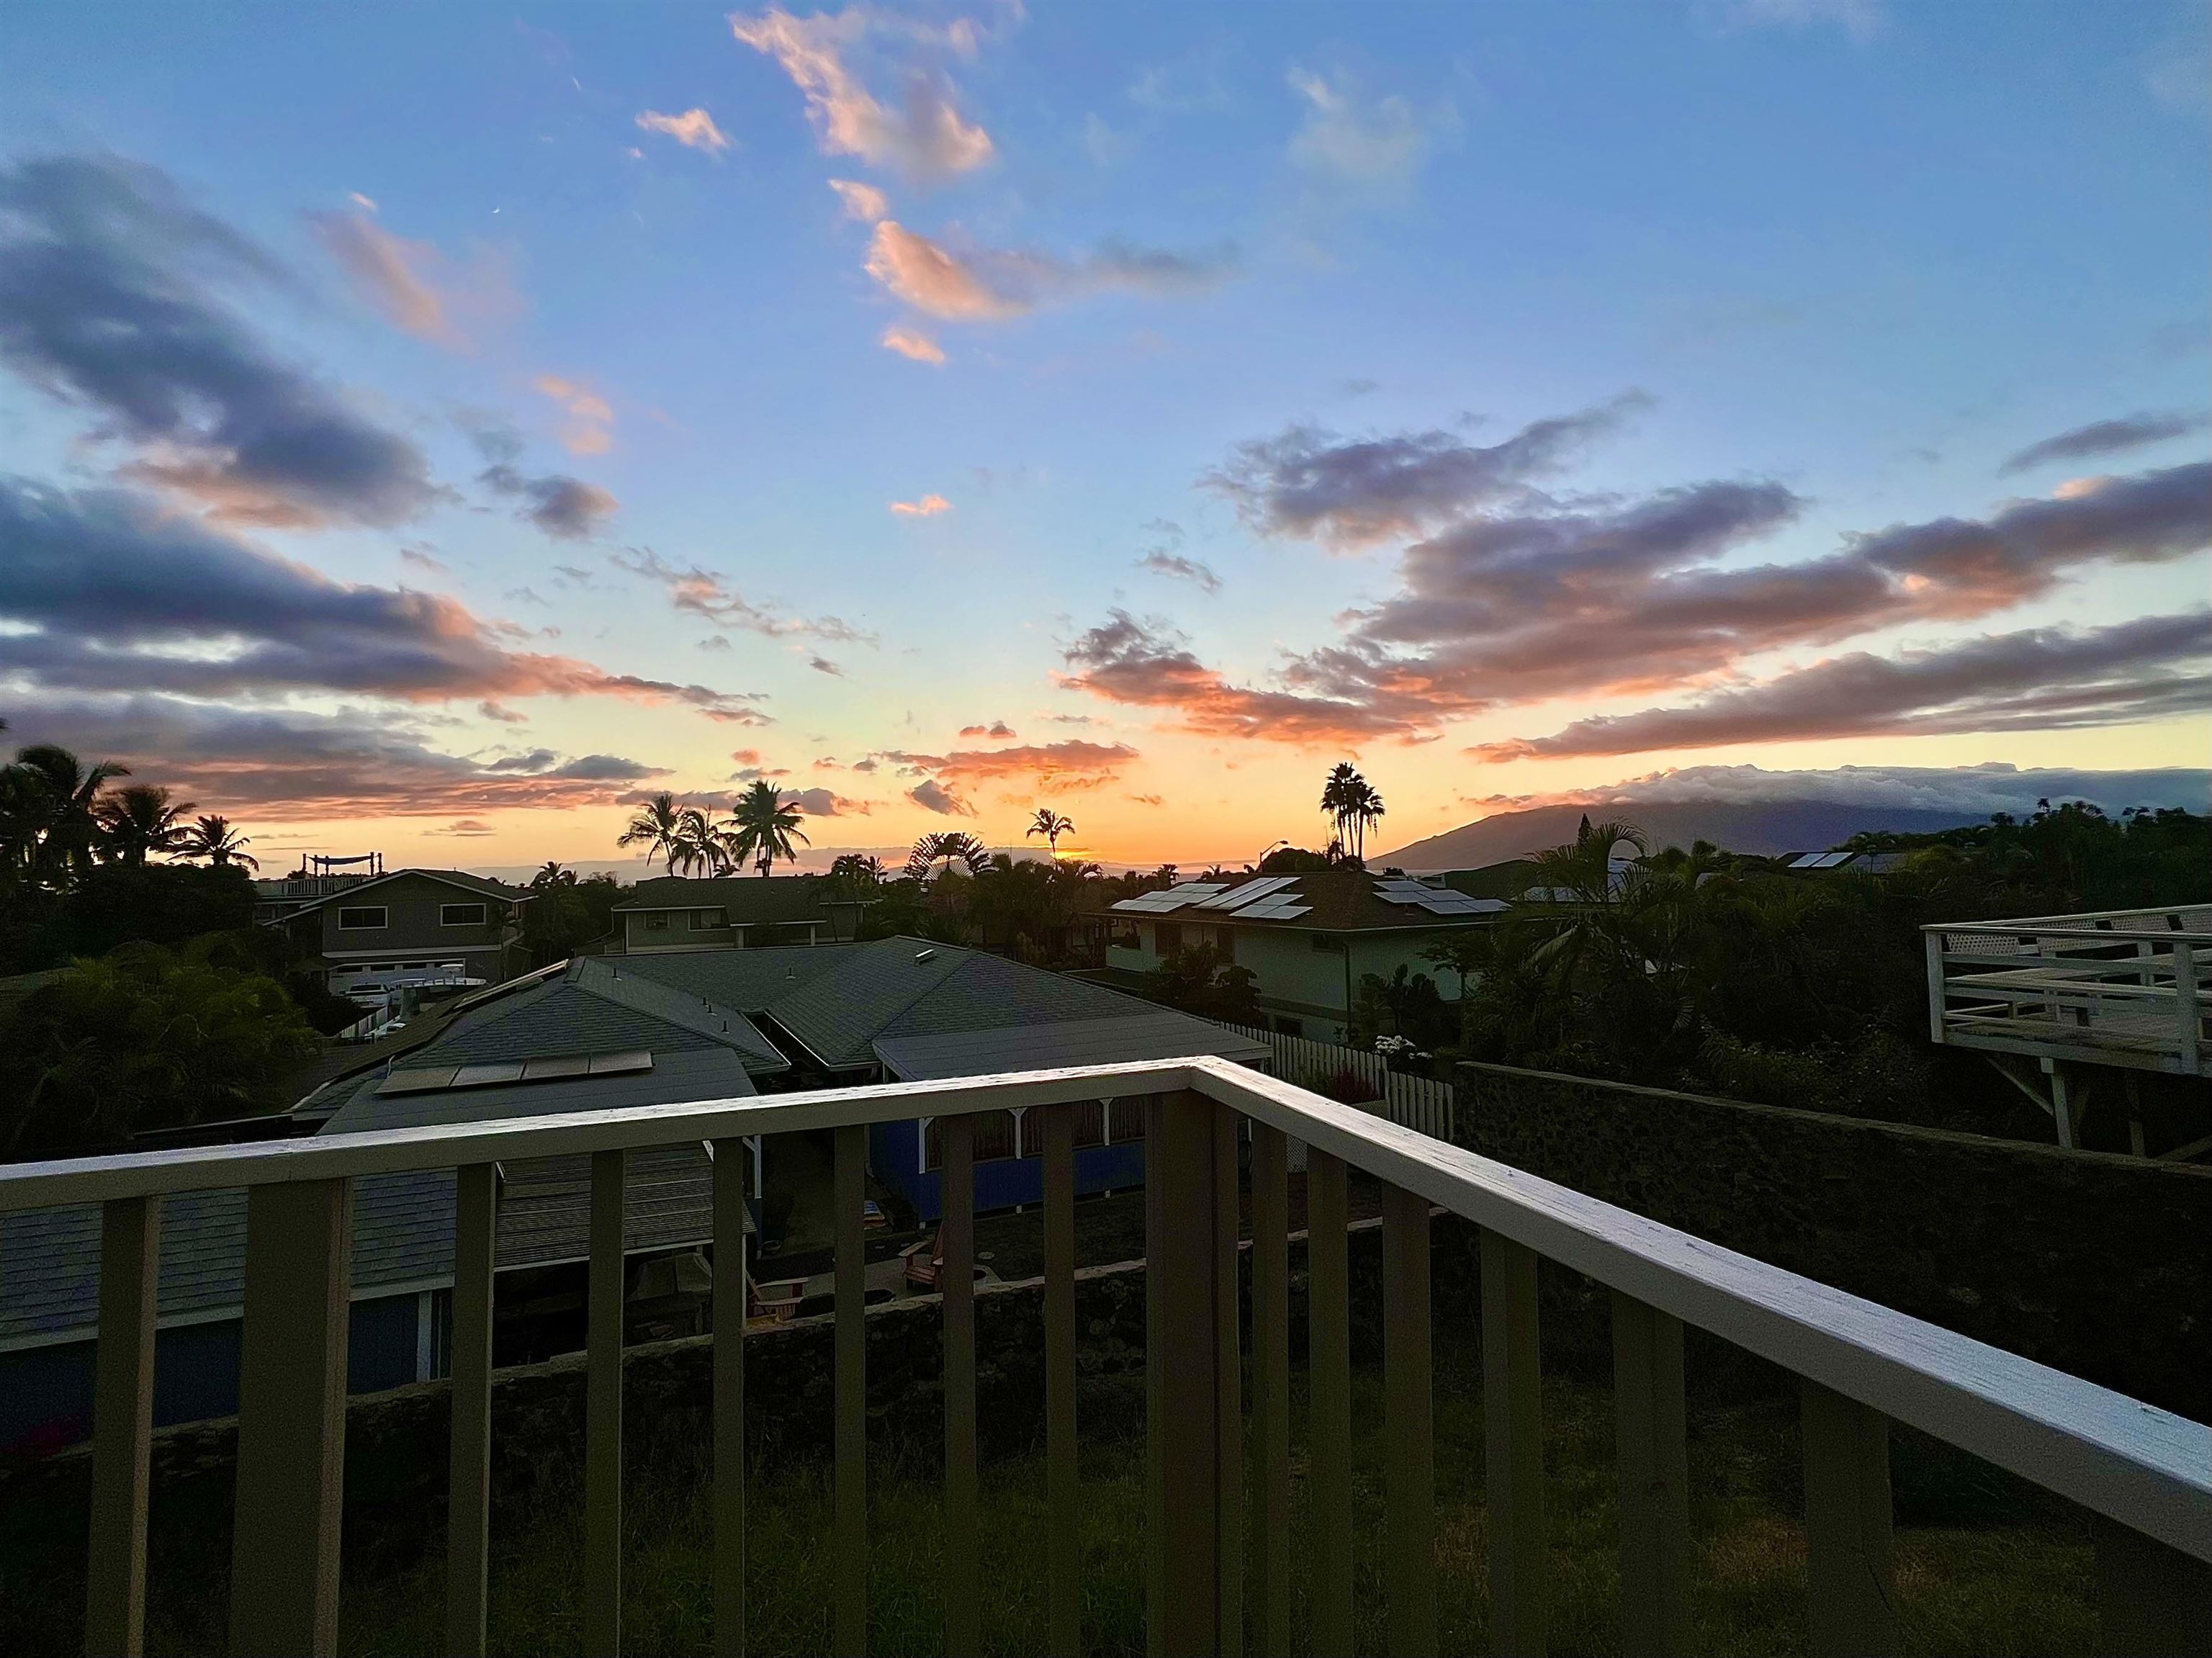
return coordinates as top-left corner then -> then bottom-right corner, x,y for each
1383,1181 -> 1437,1658
446,1164 -> 497,1658
1212,1101 -> 1244,1658
86,1194 -> 159,1658
940,1115 -> 979,1658
1043,1103 -> 1082,1656
1249,1122 -> 1292,1658
1483,1228 -> 1547,1657
833,1123 -> 868,1658
1146,1090 -> 1236,1656
586,1150 -> 625,1657
1305,1148 -> 1354,1658
2094,1513 -> 2212,1655
1800,1380 -> 1897,1658
1611,1291 -> 1690,1657
230,1178 -> 352,1658
711,1139 -> 747,1658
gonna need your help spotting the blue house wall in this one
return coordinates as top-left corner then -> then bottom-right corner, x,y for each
0,1290 -> 433,1454
869,1117 -> 1147,1224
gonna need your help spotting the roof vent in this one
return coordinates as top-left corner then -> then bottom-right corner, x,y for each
914,948 -> 936,963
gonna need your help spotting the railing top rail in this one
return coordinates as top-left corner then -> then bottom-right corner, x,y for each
1943,902 -> 2212,927
1926,920 -> 2212,945
3,1055 -> 2205,1558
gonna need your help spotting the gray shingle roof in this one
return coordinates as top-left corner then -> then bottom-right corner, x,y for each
873,1012 -> 1269,1081
1,1051 -> 760,1351
274,866 -> 529,916
615,875 -> 831,925
320,1045 -> 757,1134
407,958 -> 787,1075
625,937 -> 1226,1071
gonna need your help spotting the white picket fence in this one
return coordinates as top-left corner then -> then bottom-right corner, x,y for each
1216,1022 -> 1457,1141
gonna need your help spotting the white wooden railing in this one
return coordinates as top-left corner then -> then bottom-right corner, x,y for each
1925,906 -> 2212,1080
1215,1019 -> 1458,1139
4,1058 -> 2208,1657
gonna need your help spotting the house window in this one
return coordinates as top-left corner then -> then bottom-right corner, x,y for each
337,906 -> 387,930
642,914 -> 670,932
1154,921 -> 1182,957
440,903 -> 487,927
1310,933 -> 1345,954
1272,1016 -> 1305,1037
1215,927 -> 1236,963
688,909 -> 726,930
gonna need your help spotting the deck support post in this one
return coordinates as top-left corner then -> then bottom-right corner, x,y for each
1145,1090 -> 1238,1657
940,1116 -> 979,1658
446,1163 -> 498,1658
1385,1185 -> 1437,1658
230,1179 -> 352,1658
1611,1292 -> 1691,1657
87,1194 -> 160,1658
1801,1381 -> 1897,1658
1482,1228 -> 1545,1658
1305,1148 -> 1354,1658
585,1151 -> 625,1658
711,1140 -> 747,1658
832,1124 -> 868,1658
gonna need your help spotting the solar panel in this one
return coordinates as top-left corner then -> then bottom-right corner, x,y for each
449,1063 -> 525,1089
1787,853 -> 1827,870
1150,883 -> 1229,911
377,1066 -> 460,1096
1268,904 -> 1311,919
1197,876 -> 1294,910
588,1050 -> 655,1076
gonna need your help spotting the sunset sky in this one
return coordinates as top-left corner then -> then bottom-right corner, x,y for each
4,1 -> 2207,874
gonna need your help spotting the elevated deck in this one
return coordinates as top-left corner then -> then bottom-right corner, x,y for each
1925,905 -> 2211,1156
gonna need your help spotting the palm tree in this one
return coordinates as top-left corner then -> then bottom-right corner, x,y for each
530,860 -> 577,889
11,744 -> 129,882
906,831 -> 989,883
675,806 -> 724,876
174,814 -> 260,870
1347,775 -> 1385,862
1321,761 -> 1359,855
827,852 -> 886,895
1025,808 -> 1076,857
617,792 -> 691,873
96,784 -> 194,865
721,780 -> 810,876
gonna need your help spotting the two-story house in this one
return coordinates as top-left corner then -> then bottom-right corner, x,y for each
1100,868 -> 1509,1041
264,868 -> 534,1003
610,875 -> 869,953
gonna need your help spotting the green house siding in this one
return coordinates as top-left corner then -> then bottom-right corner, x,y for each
1107,919 -> 1467,1042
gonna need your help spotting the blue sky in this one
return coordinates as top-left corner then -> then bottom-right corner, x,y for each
2,1 -> 2206,870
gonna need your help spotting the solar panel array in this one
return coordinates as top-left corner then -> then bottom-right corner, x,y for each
1111,883 -> 1230,914
1192,875 -> 1294,909
1788,852 -> 1854,870
377,1049 -> 654,1096
1234,898 -> 1312,919
1373,878 -> 1504,916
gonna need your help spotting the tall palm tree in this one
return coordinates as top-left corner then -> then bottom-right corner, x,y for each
530,860 -> 577,888
174,814 -> 260,870
675,806 -> 724,876
721,780 -> 810,876
1025,807 -> 1075,857
617,792 -> 691,873
1347,776 -> 1385,862
906,830 -> 989,883
96,784 -> 195,865
1320,761 -> 1359,855
11,744 -> 130,882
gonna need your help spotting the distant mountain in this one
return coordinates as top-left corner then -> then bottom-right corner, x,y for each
1375,799 -> 1993,872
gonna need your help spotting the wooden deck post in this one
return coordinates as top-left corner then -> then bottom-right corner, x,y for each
1145,1091 -> 1238,1657
87,1194 -> 160,1658
1305,1148 -> 1354,1658
711,1140 -> 747,1658
446,1164 -> 498,1658
940,1116 -> 979,1658
2175,942 -> 2200,1073
230,1179 -> 352,1658
1611,1292 -> 1691,1657
1923,930 -> 1948,1045
1043,1104 -> 1082,1657
1482,1228 -> 1546,1658
1249,1122 -> 1292,1658
1384,1184 -> 1437,1658
832,1124 -> 868,1658
1801,1381 -> 1897,1658
586,1151 -> 626,1657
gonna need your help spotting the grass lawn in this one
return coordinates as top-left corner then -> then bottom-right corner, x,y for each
296,1343 -> 2095,1657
